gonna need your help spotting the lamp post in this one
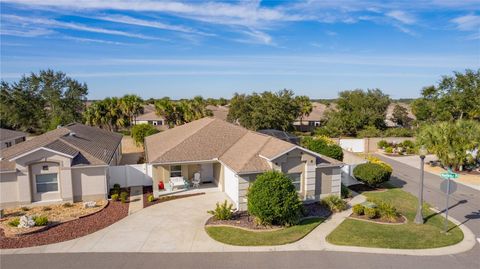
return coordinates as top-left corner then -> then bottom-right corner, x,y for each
415,146 -> 428,224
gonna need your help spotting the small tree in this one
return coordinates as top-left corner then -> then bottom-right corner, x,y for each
391,104 -> 412,127
130,124 -> 159,147
247,171 -> 303,226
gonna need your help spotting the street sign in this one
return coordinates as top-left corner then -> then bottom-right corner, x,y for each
440,170 -> 459,180
440,180 -> 457,195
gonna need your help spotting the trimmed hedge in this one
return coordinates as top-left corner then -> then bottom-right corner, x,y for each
353,163 -> 391,187
247,171 -> 303,226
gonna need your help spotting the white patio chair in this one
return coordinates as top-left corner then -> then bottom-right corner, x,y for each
192,173 -> 201,188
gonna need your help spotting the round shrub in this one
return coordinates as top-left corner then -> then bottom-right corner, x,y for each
384,146 -> 393,153
247,171 -> 303,226
111,193 -> 119,201
147,194 -> 155,203
353,163 -> 391,187
377,140 -> 389,149
364,207 -> 378,219
352,204 -> 365,215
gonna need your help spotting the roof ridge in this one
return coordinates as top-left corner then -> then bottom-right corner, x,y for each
58,137 -> 106,165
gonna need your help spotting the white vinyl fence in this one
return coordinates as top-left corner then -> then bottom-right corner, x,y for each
339,139 -> 365,153
108,164 -> 153,188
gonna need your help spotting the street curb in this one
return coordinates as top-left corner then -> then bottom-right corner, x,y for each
323,207 -> 477,256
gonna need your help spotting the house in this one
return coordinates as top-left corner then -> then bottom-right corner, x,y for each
293,102 -> 333,132
0,123 -> 122,208
145,117 -> 343,210
133,104 -> 168,130
0,128 -> 27,149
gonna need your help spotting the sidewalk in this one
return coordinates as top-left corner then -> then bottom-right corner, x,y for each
128,186 -> 144,215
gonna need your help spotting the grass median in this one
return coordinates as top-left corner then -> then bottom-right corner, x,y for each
327,188 -> 464,249
205,217 -> 324,246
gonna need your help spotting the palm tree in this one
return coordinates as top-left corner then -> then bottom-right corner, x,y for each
120,94 -> 143,126
297,96 -> 313,126
417,120 -> 480,171
84,98 -> 126,131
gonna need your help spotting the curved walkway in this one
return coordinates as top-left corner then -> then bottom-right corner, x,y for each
0,189 -> 476,255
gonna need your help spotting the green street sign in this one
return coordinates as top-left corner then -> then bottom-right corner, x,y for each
440,172 -> 459,180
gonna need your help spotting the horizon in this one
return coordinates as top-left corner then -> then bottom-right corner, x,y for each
1,0 -> 479,99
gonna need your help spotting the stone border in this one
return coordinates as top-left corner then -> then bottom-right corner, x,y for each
348,214 -> 407,225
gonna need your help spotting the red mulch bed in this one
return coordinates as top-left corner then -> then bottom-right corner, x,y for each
0,200 -> 129,249
142,186 -> 205,208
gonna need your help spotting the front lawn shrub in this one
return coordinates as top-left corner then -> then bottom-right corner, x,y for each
208,200 -> 234,220
33,215 -> 49,226
352,204 -> 365,215
384,146 -> 393,153
111,193 -> 119,201
321,195 -> 348,212
247,171 -> 303,226
364,207 -> 378,219
377,140 -> 389,149
120,191 -> 129,203
368,198 -> 399,221
147,194 -> 155,203
302,136 -> 343,161
8,218 -> 20,227
353,163 -> 391,187
341,184 -> 352,199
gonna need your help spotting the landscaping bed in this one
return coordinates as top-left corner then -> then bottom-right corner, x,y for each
142,186 -> 205,208
349,213 -> 406,224
0,200 -> 128,249
205,217 -> 324,246
327,187 -> 464,249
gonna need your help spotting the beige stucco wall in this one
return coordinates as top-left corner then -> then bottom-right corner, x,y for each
0,172 -> 19,208
72,167 -> 107,201
213,162 -> 224,191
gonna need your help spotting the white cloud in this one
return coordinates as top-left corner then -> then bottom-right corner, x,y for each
451,14 -> 480,31
62,36 -> 127,45
386,10 -> 416,24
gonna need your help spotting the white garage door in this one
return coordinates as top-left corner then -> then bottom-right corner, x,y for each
223,165 -> 239,207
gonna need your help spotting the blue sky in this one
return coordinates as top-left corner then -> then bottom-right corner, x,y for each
1,0 -> 479,100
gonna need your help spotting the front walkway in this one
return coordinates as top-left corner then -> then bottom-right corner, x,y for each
1,189 -> 475,255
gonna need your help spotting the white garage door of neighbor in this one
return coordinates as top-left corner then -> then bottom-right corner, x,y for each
223,165 -> 239,207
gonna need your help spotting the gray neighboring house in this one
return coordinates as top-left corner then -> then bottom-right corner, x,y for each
0,128 -> 27,149
145,117 -> 343,210
0,123 -> 122,208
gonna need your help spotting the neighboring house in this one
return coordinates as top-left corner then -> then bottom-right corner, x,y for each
206,105 -> 229,121
258,129 -> 300,145
145,117 -> 343,210
0,128 -> 27,149
133,104 -> 168,130
293,102 -> 332,132
0,123 -> 122,208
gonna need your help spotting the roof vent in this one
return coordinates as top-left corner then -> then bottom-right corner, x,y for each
69,132 -> 76,137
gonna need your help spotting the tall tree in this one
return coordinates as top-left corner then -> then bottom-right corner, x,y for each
154,96 -> 211,127
297,96 -> 313,126
412,69 -> 480,122
84,97 -> 126,131
0,70 -> 88,133
391,104 -> 413,127
227,90 -> 306,131
120,94 -> 144,126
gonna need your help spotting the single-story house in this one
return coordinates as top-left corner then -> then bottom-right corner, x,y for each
293,102 -> 333,132
145,118 -> 343,210
0,128 -> 27,149
0,123 -> 122,208
133,104 -> 168,130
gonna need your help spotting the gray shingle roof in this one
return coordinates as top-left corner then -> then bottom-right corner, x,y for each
0,128 -> 26,142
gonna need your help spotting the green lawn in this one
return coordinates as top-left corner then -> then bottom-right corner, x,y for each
326,188 -> 464,249
205,217 -> 324,246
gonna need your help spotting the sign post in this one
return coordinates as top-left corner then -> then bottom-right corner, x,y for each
440,169 -> 459,233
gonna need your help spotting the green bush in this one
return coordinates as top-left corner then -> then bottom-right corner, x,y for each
399,140 -> 415,149
33,215 -> 49,226
352,204 -> 365,215
8,218 -> 20,227
120,191 -> 129,203
131,124 -> 160,147
377,140 -> 389,149
368,198 -> 399,221
62,202 -> 73,208
384,128 -> 413,137
147,194 -> 155,203
353,163 -> 391,187
111,193 -> 119,201
247,171 -> 303,226
321,195 -> 348,212
406,147 -> 415,154
207,200 -> 234,220
357,126 -> 382,138
341,184 -> 352,199
384,146 -> 393,153
302,136 -> 343,161
364,207 -> 378,219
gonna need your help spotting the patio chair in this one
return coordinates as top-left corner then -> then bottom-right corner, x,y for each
192,173 -> 201,188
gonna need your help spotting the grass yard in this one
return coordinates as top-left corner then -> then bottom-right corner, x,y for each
205,217 -> 324,246
327,188 -> 464,249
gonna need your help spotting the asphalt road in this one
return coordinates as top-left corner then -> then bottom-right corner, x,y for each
1,156 -> 479,269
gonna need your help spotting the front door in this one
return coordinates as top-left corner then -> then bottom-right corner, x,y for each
200,163 -> 213,183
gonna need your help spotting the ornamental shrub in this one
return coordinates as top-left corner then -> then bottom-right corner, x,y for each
302,136 -> 343,161
365,207 -> 378,219
352,204 -> 365,215
341,184 -> 352,199
353,163 -> 391,187
399,140 -> 415,149
120,191 -> 129,203
247,171 -> 303,226
207,200 -> 234,220
366,156 -> 393,174
111,193 -> 119,201
8,218 -> 20,227
321,195 -> 348,212
377,140 -> 389,149
33,215 -> 49,226
368,198 -> 399,221
384,146 -> 393,153
147,194 -> 155,203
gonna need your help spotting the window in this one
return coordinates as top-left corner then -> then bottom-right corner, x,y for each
170,165 -> 182,178
287,173 -> 301,192
5,142 -> 12,148
42,165 -> 49,171
36,173 -> 58,193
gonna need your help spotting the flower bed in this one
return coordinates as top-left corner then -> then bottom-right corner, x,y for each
0,200 -> 128,249
142,186 -> 205,208
349,212 -> 407,224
